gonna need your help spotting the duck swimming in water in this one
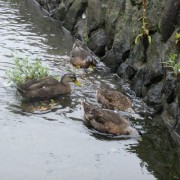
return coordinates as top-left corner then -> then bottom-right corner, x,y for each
17,74 -> 80,100
70,39 -> 97,68
82,102 -> 140,137
96,89 -> 132,111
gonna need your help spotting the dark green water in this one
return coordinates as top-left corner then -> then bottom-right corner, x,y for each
0,0 -> 180,179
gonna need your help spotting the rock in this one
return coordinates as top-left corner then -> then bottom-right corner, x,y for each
131,68 -> 147,98
112,2 -> 137,65
105,0 -> 125,49
117,62 -> 137,80
51,1 -> 66,21
143,59 -> 164,87
87,0 -> 107,35
147,0 -> 166,33
144,34 -> 165,87
144,82 -> 163,112
73,15 -> 88,43
102,49 -> 121,73
130,0 -> 142,6
160,0 -> 180,42
168,102 -> 179,119
63,0 -> 87,31
163,72 -> 176,104
86,0 -> 107,56
87,28 -> 106,56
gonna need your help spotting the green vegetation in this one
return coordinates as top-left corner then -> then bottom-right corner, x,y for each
175,32 -> 180,44
135,0 -> 152,45
6,57 -> 50,84
162,53 -> 180,130
162,53 -> 180,76
83,33 -> 89,44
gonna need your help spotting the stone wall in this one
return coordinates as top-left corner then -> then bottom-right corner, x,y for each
35,0 -> 180,139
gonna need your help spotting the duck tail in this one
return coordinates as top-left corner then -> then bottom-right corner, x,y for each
17,87 -> 26,95
81,101 -> 94,113
96,89 -> 100,100
127,126 -> 141,138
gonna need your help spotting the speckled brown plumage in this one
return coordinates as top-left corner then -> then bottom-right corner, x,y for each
70,39 -> 97,68
82,102 -> 140,137
96,90 -> 132,111
17,74 -> 77,100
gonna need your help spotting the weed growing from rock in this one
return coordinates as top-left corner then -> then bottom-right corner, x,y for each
162,53 -> 180,129
175,33 -> 180,44
135,0 -> 152,45
161,53 -> 180,77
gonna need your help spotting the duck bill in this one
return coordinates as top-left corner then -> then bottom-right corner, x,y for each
74,79 -> 81,86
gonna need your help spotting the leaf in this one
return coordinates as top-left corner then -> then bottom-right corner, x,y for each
148,35 -> 152,44
135,34 -> 143,45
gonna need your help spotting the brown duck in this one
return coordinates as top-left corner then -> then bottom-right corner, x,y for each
70,39 -> 97,68
17,74 -> 80,100
82,102 -> 140,137
96,89 -> 132,111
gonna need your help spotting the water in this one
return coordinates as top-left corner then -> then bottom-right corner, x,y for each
0,0 -> 180,179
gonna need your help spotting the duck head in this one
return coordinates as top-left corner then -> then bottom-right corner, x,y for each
61,74 -> 81,86
86,56 -> 97,66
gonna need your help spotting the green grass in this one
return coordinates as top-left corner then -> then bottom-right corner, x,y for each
162,53 -> 180,76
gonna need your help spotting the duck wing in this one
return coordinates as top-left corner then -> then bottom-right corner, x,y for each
97,90 -> 132,110
17,77 -> 59,91
83,102 -> 129,127
71,46 -> 90,59
94,109 -> 129,127
97,90 -> 118,101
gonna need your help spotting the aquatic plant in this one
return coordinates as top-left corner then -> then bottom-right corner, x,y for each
135,0 -> 152,45
161,53 -> 180,77
6,57 -> 50,84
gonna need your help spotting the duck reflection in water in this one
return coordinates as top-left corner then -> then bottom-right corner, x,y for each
20,96 -> 73,113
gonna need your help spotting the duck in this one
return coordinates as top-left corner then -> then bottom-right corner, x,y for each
82,102 -> 141,137
70,39 -> 97,68
96,89 -> 132,111
17,74 -> 80,100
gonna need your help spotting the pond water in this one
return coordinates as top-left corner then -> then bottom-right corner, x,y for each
0,0 -> 180,180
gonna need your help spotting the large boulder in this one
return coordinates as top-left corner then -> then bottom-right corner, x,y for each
144,82 -> 163,113
87,28 -> 106,56
160,0 -> 180,42
63,0 -> 87,31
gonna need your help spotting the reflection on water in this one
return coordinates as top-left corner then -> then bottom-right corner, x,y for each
128,116 -> 180,179
0,0 -> 180,180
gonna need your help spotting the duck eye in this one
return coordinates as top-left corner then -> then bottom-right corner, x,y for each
70,75 -> 76,81
72,75 -> 76,79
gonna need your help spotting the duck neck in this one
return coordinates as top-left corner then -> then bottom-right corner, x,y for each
61,79 -> 70,86
60,79 -> 71,93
